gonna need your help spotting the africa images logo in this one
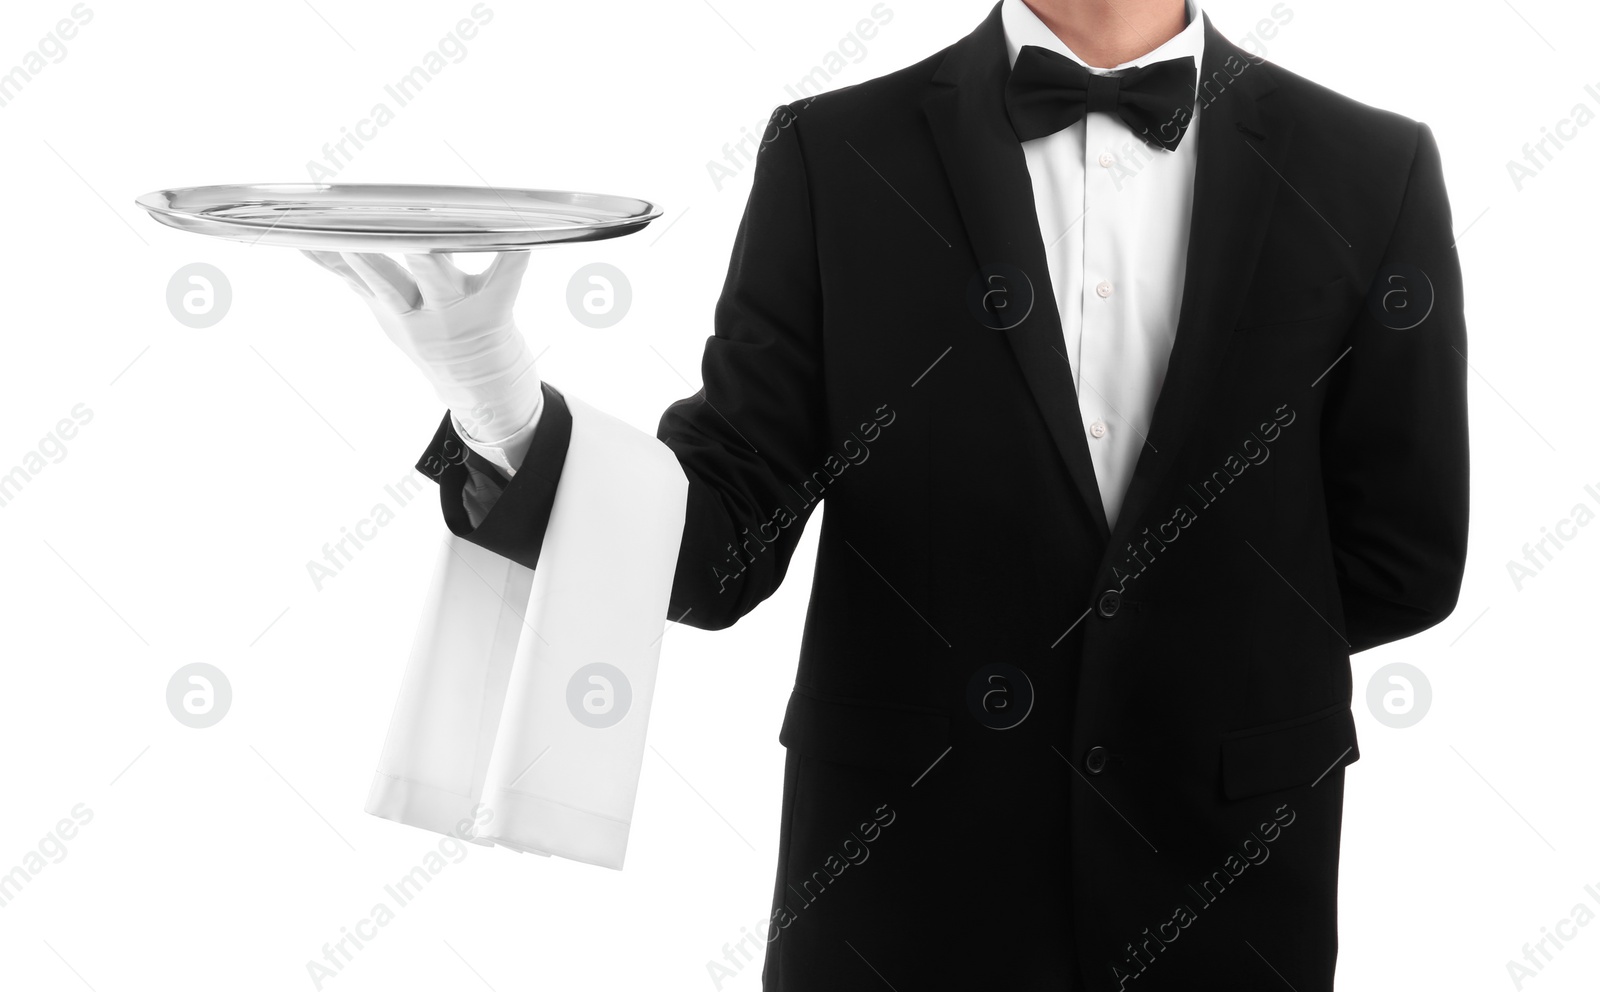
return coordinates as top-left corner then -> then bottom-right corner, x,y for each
1111,805 -> 1297,988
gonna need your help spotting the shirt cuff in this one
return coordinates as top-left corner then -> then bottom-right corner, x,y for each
451,389 -> 545,477
416,383 -> 573,573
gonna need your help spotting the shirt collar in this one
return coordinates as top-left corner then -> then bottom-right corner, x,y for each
1000,0 -> 1206,77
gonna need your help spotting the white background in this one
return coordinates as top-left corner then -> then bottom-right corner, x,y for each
0,0 -> 1596,989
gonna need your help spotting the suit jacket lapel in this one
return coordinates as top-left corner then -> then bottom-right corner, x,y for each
1104,18 -> 1291,559
921,8 -> 1292,555
923,2 -> 1112,541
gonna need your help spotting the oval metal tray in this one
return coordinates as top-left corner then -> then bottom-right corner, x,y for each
135,183 -> 662,252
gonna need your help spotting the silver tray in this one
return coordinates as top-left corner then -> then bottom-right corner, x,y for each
135,183 -> 662,252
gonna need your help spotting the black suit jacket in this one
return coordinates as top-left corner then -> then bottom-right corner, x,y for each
417,7 -> 1468,990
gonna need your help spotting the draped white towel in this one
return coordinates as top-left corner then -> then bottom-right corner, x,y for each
364,395 -> 688,869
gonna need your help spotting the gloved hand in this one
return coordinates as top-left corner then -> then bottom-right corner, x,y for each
303,250 -> 541,445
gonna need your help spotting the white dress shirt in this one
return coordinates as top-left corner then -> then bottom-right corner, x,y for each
1002,0 -> 1204,530
463,0 -> 1206,532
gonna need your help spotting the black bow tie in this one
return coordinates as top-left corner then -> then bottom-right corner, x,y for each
1004,47 -> 1197,151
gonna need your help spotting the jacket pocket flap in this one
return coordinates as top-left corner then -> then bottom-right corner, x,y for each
1219,705 -> 1359,800
779,688 -> 950,774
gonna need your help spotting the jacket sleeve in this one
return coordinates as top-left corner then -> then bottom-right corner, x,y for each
417,103 -> 828,631
1319,121 -> 1470,654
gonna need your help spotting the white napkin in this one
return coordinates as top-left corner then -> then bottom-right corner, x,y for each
365,395 -> 688,869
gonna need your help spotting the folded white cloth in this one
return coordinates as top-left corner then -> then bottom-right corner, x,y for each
365,394 -> 687,869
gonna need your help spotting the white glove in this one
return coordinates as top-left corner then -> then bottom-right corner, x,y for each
303,250 -> 542,449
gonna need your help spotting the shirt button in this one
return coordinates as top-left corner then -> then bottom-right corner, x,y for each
1095,280 -> 1114,298
1097,590 -> 1121,618
1089,419 -> 1107,438
1098,152 -> 1116,168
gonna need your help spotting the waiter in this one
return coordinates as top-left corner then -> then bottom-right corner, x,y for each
305,0 -> 1469,988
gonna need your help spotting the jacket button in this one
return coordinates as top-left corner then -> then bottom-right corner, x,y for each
1085,746 -> 1108,774
1097,590 -> 1121,617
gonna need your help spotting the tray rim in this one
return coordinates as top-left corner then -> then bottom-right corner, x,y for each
134,182 -> 664,237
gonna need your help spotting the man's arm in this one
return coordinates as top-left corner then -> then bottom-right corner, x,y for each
420,104 -> 828,630
1319,121 -> 1469,654
418,380 -> 570,552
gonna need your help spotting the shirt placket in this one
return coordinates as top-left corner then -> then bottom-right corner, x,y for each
1080,105 -> 1128,524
